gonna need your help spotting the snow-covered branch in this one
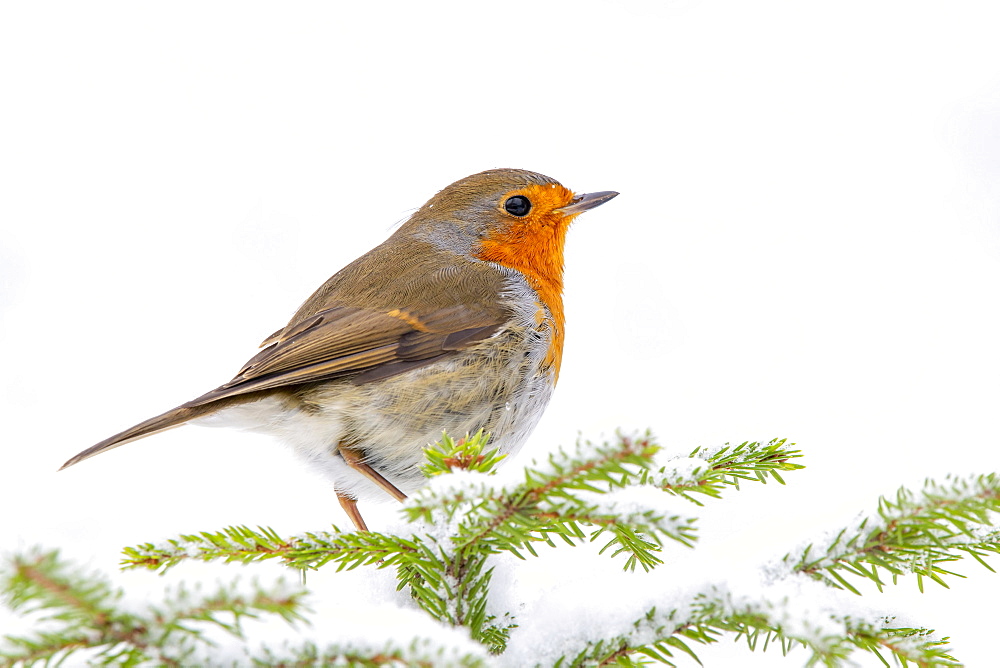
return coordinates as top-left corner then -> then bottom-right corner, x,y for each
779,473 -> 1000,594
4,433 -> 998,666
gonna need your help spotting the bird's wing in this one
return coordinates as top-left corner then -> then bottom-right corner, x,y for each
62,303 -> 504,469
184,304 -> 505,406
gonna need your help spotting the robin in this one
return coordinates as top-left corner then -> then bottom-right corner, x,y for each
60,168 -> 618,531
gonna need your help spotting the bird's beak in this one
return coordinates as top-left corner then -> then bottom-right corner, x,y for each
555,190 -> 619,216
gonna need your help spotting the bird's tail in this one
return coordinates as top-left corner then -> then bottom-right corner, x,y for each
59,395 -> 250,470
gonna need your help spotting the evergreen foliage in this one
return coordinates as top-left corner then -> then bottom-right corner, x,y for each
783,473 -> 1000,595
3,432 -> 998,666
1,549 -> 308,666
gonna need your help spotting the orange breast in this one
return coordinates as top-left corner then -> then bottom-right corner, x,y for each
474,183 -> 575,380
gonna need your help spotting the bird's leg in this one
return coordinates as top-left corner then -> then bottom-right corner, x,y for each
339,444 -> 408,502
336,491 -> 370,532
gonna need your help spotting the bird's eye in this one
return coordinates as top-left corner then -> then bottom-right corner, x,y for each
503,195 -> 531,217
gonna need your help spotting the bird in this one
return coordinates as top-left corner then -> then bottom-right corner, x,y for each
60,168 -> 618,531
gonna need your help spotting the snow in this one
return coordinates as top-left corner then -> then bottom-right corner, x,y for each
654,454 -> 707,487
0,461 -> 973,666
571,485 -> 698,536
574,484 -> 690,518
492,538 -> 915,666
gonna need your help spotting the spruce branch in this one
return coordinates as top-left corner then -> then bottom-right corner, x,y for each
249,637 -> 490,667
11,432 -> 994,665
404,433 -> 693,646
421,429 -> 507,477
406,434 -> 696,573
3,548 -> 119,630
122,525 -> 424,574
554,585 -> 960,668
123,435 -> 699,582
782,473 -> 1000,594
119,435 -> 693,651
1,549 -> 307,667
638,438 -> 805,505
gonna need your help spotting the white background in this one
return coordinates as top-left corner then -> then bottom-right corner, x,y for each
2,1 -> 999,665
